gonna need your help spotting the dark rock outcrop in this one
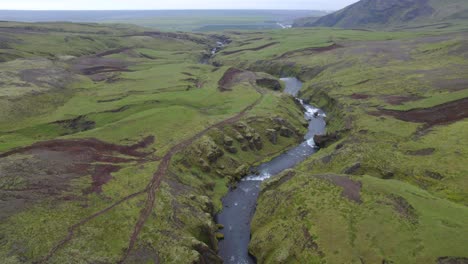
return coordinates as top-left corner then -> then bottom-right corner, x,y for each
234,165 -> 249,179
343,163 -> 361,175
252,133 -> 263,150
225,145 -> 238,154
279,126 -> 294,138
255,78 -> 282,91
425,170 -> 444,180
199,158 -> 211,172
407,148 -> 435,156
265,129 -> 278,144
192,136 -> 224,164
437,257 -> 468,264
193,242 -> 223,264
223,136 -> 234,146
207,147 -> 223,163
313,132 -> 340,148
234,132 -> 245,143
240,143 -> 249,152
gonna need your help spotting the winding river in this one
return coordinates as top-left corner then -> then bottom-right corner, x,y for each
216,77 -> 326,263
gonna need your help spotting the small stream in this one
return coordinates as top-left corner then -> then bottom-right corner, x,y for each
201,40 -> 227,64
216,77 -> 326,263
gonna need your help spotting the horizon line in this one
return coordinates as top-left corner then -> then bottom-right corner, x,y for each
0,8 -> 334,11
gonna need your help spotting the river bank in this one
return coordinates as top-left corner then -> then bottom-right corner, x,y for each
217,77 -> 326,263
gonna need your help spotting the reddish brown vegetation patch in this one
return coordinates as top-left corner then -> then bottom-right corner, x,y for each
350,93 -> 371,100
374,98 -> 468,128
52,115 -> 96,134
85,164 -> 121,194
403,23 -> 453,30
72,57 -> 133,77
355,79 -> 370,85
0,35 -> 16,48
182,78 -> 205,89
182,72 -> 194,76
406,148 -> 435,156
0,136 -> 155,193
218,68 -> 245,91
318,175 -> 362,204
81,66 -> 131,75
433,79 -> 468,92
244,37 -> 264,42
221,42 -> 279,55
302,226 -> 324,256
95,47 -> 131,57
437,257 -> 468,264
0,136 -> 155,220
19,68 -> 75,88
388,195 -> 418,224
384,95 -> 424,105
277,43 -> 342,59
1,136 -> 154,159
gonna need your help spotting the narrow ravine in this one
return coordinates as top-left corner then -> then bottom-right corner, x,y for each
217,77 -> 327,263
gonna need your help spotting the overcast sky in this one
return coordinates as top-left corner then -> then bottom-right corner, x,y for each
0,0 -> 359,11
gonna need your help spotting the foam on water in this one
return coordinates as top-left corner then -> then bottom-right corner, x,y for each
244,171 -> 272,181
217,77 -> 327,263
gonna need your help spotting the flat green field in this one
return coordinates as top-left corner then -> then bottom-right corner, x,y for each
105,16 -> 273,32
0,10 -> 326,32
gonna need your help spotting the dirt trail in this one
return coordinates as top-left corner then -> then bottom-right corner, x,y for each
39,89 -> 263,263
119,91 -> 264,263
13,137 -> 156,263
39,190 -> 147,263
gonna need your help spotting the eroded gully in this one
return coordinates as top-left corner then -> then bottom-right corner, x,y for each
217,77 -> 327,263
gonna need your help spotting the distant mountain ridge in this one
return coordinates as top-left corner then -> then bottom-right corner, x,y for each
294,0 -> 468,29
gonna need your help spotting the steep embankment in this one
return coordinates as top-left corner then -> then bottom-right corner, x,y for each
294,0 -> 468,29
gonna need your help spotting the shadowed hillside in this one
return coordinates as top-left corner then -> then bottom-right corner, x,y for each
294,0 -> 468,29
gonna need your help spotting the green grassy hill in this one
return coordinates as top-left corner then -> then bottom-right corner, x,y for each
0,14 -> 467,264
213,25 -> 468,263
0,22 -> 309,263
294,0 -> 468,30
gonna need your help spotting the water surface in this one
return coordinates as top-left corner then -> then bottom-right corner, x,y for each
217,77 -> 326,263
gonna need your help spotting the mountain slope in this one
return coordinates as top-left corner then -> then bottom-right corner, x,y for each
294,0 -> 468,29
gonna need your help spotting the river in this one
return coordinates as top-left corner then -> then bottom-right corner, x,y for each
216,77 -> 326,263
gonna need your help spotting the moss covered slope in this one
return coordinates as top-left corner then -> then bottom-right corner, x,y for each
213,25 -> 468,262
0,22 -> 308,263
